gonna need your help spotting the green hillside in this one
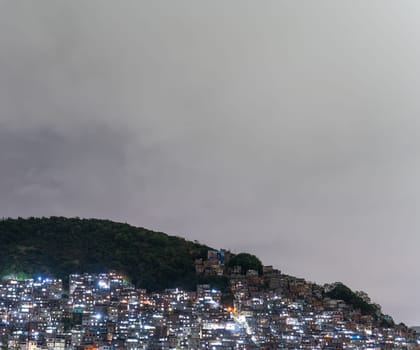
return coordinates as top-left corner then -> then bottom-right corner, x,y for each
0,217 -> 218,291
0,217 -> 389,322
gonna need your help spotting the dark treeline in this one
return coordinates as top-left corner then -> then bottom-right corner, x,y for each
0,217 -> 228,291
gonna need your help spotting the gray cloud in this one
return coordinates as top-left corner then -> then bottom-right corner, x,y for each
0,124 -> 132,217
1,0 -> 420,324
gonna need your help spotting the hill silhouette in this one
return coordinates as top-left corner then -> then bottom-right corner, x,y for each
0,217 -> 225,291
0,217 -> 388,321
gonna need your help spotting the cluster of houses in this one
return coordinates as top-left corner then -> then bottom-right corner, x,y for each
0,252 -> 417,349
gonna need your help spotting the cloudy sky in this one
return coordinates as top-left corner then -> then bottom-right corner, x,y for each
2,1 -> 420,324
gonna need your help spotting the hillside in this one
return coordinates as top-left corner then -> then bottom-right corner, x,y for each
0,217 -> 412,348
0,217 -> 394,322
0,217 -> 219,291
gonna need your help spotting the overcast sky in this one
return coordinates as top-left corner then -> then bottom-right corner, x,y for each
1,1 -> 420,325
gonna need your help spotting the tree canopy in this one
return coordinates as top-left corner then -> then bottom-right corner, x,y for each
325,282 -> 379,316
0,217 -> 219,291
228,252 -> 263,275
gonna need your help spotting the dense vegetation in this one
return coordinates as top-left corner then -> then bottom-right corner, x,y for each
228,252 -> 263,275
0,217 -> 391,322
0,217 -> 222,291
325,282 -> 379,316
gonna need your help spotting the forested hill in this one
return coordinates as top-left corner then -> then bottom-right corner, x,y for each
0,217 -> 401,325
0,217 -> 216,291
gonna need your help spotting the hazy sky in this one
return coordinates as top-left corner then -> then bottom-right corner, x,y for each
1,1 -> 420,324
